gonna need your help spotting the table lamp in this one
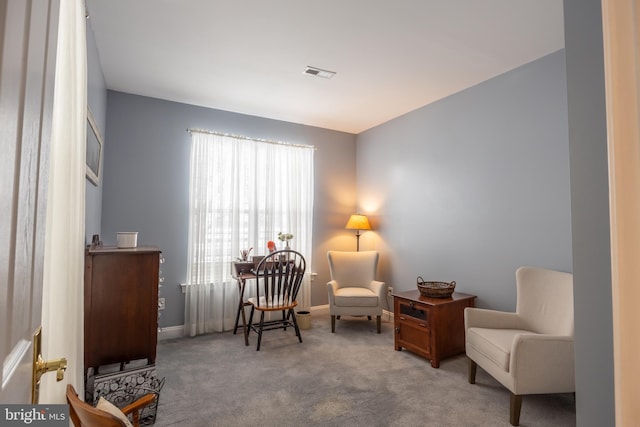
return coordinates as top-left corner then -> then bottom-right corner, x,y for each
345,214 -> 371,251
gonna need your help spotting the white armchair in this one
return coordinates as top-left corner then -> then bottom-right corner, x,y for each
464,266 -> 574,426
327,251 -> 386,333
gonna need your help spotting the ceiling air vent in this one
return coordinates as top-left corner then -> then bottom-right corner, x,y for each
303,66 -> 336,79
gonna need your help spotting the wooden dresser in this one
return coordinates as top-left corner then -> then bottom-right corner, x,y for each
84,246 -> 161,373
393,290 -> 476,368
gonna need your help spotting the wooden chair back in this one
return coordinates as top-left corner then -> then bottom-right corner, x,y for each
252,250 -> 306,310
66,384 -> 127,427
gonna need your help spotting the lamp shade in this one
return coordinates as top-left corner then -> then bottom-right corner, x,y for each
345,214 -> 371,231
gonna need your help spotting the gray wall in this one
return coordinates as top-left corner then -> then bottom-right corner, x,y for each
101,92 -> 357,327
564,0 -> 615,425
357,50 -> 572,312
89,8 -> 617,423
85,18 -> 106,244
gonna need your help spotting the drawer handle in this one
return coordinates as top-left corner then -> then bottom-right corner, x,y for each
419,323 -> 427,328
395,327 -> 400,334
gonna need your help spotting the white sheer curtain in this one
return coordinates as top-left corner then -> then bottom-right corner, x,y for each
185,130 -> 314,336
41,0 -> 87,402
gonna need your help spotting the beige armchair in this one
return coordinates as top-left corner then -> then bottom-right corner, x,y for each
464,266 -> 574,426
327,250 -> 386,333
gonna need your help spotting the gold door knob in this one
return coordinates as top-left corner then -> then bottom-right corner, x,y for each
31,327 -> 68,403
35,354 -> 67,383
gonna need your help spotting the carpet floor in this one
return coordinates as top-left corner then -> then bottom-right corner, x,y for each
153,310 -> 575,427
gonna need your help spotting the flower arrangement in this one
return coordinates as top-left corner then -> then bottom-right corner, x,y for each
267,241 -> 277,253
277,232 -> 294,244
237,247 -> 253,262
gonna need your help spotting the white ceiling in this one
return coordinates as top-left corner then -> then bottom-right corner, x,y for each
85,0 -> 564,134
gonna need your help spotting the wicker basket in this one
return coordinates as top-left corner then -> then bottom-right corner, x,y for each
416,276 -> 456,298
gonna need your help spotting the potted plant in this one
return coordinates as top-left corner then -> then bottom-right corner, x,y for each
277,232 -> 294,249
233,248 -> 254,275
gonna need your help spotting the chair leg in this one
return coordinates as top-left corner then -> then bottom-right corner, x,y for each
246,306 -> 256,341
468,358 -> 477,384
376,315 -> 381,333
233,300 -> 242,334
331,315 -> 336,333
289,309 -> 298,337
241,305 -> 249,346
256,311 -> 265,351
290,309 -> 302,343
247,306 -> 255,330
510,394 -> 522,426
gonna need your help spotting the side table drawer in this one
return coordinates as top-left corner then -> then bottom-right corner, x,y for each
396,321 -> 431,358
399,301 -> 429,324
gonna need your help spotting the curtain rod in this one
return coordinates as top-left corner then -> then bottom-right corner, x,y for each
187,128 -> 316,150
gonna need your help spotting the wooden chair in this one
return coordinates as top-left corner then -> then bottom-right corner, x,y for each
246,249 -> 306,350
66,384 -> 156,427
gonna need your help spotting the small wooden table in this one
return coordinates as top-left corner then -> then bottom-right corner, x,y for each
393,290 -> 476,368
232,270 -> 255,346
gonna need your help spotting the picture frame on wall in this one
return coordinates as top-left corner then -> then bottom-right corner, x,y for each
86,108 -> 103,186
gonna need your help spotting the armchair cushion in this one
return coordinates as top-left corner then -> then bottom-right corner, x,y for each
334,287 -> 379,307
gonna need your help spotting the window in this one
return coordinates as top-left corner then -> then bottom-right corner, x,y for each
184,130 -> 314,334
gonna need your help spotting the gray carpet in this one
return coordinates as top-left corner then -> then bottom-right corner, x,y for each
153,311 -> 575,426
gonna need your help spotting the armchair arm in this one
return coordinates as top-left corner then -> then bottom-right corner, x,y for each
464,307 -> 523,330
327,280 -> 338,305
121,393 -> 156,427
369,280 -> 386,300
510,334 -> 575,394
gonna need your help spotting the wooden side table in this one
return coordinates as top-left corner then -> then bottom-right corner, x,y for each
393,290 -> 476,368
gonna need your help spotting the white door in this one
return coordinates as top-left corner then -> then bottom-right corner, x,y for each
0,0 -> 60,403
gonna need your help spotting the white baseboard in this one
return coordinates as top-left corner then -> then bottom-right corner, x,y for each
309,304 -> 329,313
157,305 -> 393,341
158,325 -> 185,341
309,304 -> 394,318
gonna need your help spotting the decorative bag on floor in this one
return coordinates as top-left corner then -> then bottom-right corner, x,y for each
87,364 -> 165,426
